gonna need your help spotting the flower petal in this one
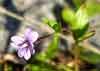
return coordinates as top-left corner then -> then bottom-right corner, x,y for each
32,49 -> 35,55
22,44 -> 34,55
30,43 -> 34,49
17,48 -> 25,58
10,43 -> 19,50
29,45 -> 35,55
31,32 -> 39,43
24,48 -> 31,60
27,31 -> 39,43
21,43 -> 28,48
25,28 -> 39,43
25,28 -> 32,38
11,36 -> 24,45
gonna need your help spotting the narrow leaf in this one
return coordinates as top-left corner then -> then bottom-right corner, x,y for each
78,31 -> 95,41
43,18 -> 61,32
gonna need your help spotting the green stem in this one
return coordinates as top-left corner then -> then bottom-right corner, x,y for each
74,42 -> 80,71
75,45 -> 78,71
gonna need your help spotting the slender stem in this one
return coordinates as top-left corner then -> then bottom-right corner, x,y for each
71,31 -> 80,71
74,41 -> 80,71
74,42 -> 80,71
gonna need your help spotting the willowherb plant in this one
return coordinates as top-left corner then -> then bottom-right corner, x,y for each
0,0 -> 100,71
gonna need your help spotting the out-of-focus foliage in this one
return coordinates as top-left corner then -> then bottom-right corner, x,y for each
62,0 -> 100,40
58,64 -> 74,71
35,33 -> 60,61
31,64 -> 56,71
36,0 -> 100,70
79,46 -> 100,64
78,31 -> 95,41
62,6 -> 89,39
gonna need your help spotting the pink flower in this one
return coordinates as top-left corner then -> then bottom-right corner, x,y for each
10,28 -> 39,60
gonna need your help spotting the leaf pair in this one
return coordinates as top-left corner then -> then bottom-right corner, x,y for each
62,0 -> 100,40
62,6 -> 87,29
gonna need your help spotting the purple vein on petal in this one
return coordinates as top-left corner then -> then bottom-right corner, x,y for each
25,28 -> 32,38
17,48 -> 25,58
30,32 -> 39,43
24,48 -> 31,60
28,45 -> 35,55
10,43 -> 19,49
25,28 -> 39,43
11,36 -> 24,45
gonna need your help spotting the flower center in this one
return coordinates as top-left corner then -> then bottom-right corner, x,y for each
18,40 -> 30,48
22,43 -> 28,48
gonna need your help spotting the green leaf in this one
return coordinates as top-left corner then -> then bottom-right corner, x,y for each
72,0 -> 100,39
62,6 -> 89,30
62,1 -> 100,40
74,0 -> 100,29
26,63 -> 55,71
62,7 -> 76,26
67,6 -> 89,40
79,46 -> 100,64
72,23 -> 89,40
75,6 -> 89,30
75,0 -> 100,27
78,31 -> 95,41
43,18 -> 61,32
74,0 -> 100,30
62,6 -> 89,39
35,52 -> 47,62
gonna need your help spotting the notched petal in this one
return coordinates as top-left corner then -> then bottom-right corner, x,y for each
29,31 -> 39,43
11,36 -> 24,45
24,48 -> 31,60
25,28 -> 32,37
17,48 -> 25,58
10,43 -> 19,50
